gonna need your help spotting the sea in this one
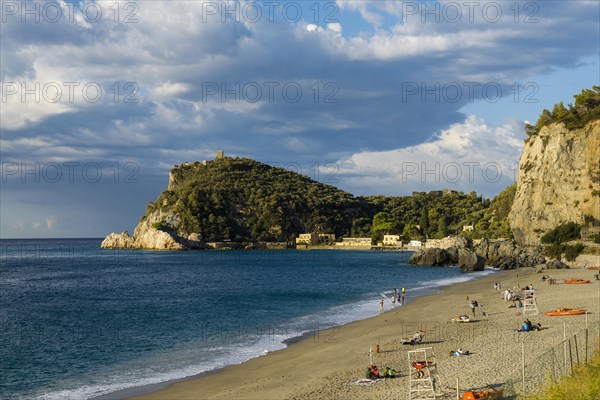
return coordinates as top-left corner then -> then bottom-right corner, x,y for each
0,239 -> 497,400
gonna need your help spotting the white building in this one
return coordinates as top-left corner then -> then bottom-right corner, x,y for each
335,237 -> 372,247
383,234 -> 401,246
408,240 -> 423,248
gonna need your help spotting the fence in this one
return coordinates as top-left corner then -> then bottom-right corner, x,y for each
501,321 -> 600,399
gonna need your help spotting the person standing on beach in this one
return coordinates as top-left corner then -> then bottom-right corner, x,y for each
379,299 -> 384,314
393,288 -> 397,303
401,287 -> 406,305
469,300 -> 476,317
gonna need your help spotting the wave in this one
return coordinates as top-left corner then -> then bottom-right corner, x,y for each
409,268 -> 498,294
32,268 -> 499,400
32,335 -> 290,400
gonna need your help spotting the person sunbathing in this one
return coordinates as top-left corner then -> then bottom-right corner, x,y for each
382,366 -> 397,378
516,319 -> 533,332
451,315 -> 471,322
369,365 -> 381,379
401,331 -> 424,344
449,348 -> 470,356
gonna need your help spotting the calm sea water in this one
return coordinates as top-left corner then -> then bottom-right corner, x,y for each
0,239 -> 495,399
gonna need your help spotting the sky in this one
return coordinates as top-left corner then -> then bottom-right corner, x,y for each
1,0 -> 599,238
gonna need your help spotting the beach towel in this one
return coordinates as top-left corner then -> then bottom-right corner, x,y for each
350,379 -> 383,386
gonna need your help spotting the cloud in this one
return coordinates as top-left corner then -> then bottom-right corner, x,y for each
46,216 -> 57,230
0,0 -> 598,237
336,115 -> 525,197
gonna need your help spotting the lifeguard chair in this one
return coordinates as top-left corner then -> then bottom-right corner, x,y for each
408,347 -> 437,399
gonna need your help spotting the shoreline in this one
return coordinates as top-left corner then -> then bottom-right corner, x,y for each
124,266 -> 599,400
94,329 -> 327,400
91,268 -> 504,400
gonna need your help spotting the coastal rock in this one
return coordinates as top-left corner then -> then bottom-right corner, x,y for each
185,233 -> 209,249
101,210 -> 190,250
535,259 -> 570,271
445,246 -> 462,263
100,231 -> 136,249
509,121 -> 600,244
424,236 -> 472,250
135,229 -> 185,250
100,229 -> 185,250
244,243 -> 267,250
207,242 -> 244,250
474,239 -> 545,269
458,249 -> 486,272
408,248 -> 456,266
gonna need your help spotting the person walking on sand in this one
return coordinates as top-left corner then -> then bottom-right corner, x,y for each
379,299 -> 384,314
401,287 -> 406,305
469,300 -> 476,317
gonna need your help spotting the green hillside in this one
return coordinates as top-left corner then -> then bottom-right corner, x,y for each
145,157 -> 371,242
142,157 -> 514,243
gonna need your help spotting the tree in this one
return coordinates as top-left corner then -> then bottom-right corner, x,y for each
573,86 -> 600,115
528,87 -> 600,134
552,102 -> 569,120
437,217 -> 448,238
525,123 -> 538,137
372,212 -> 402,242
420,207 -> 430,235
540,222 -> 581,244
535,109 -> 554,130
402,223 -> 422,241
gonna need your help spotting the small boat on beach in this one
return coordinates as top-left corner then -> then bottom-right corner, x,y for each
564,279 -> 591,284
461,388 -> 503,400
544,308 -> 587,316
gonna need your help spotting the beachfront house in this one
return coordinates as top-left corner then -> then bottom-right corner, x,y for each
296,233 -> 319,245
383,235 -> 401,246
335,237 -> 372,247
318,233 -> 336,243
296,233 -> 336,246
408,240 -> 423,248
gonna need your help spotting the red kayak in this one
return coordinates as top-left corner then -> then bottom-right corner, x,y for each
544,308 -> 587,316
461,388 -> 503,400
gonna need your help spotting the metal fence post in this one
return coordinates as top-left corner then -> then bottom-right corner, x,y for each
521,342 -> 525,391
585,328 -> 588,364
568,339 -> 573,373
574,334 -> 579,365
563,322 -> 567,374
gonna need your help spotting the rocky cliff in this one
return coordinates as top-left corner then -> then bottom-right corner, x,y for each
509,120 -> 600,244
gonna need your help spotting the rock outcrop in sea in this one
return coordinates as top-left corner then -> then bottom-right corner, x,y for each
101,210 -> 203,250
408,236 -> 547,271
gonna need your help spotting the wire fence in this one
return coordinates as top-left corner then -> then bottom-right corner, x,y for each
501,322 -> 600,399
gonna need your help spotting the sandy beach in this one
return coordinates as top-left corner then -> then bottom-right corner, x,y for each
129,266 -> 600,400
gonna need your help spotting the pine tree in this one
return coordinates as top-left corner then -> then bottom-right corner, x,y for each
420,207 -> 430,235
